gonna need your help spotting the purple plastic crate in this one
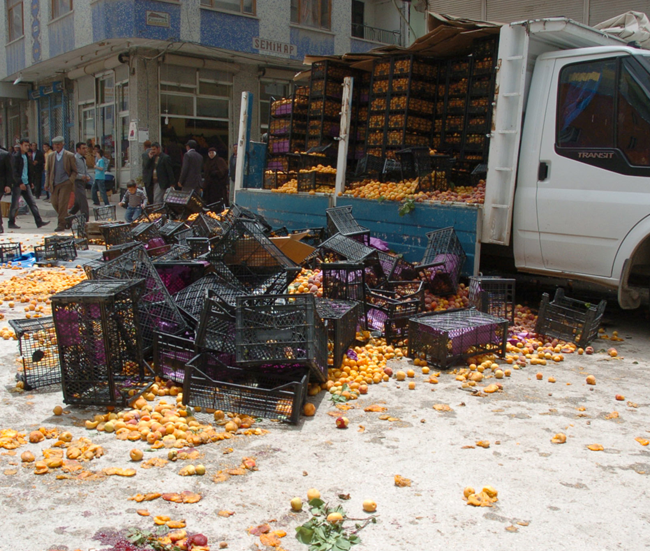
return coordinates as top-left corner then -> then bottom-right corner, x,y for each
419,227 -> 466,296
269,138 -> 290,154
153,261 -> 206,295
408,308 -> 508,368
152,331 -> 196,384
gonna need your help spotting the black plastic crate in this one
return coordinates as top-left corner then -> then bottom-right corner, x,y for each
9,317 -> 60,390
102,242 -> 139,262
153,261 -> 206,295
326,206 -> 370,245
131,222 -> 161,244
66,214 -> 88,239
0,242 -> 22,263
366,281 -> 423,344
469,276 -> 516,326
297,171 -> 336,193
195,295 -> 237,357
419,227 -> 466,296
354,154 -> 384,179
153,244 -> 192,262
101,222 -> 133,248
183,352 -> 308,424
319,233 -> 378,264
51,279 -> 153,406
316,298 -> 360,370
191,213 -> 223,238
418,155 -> 453,192
408,308 -> 508,368
93,205 -> 117,222
187,237 -> 211,259
164,189 -> 205,218
173,273 -> 230,323
35,239 -> 77,263
235,294 -> 328,383
321,262 -> 366,304
83,258 -> 104,280
159,220 -> 189,243
535,289 -> 606,348
152,331 -> 196,384
93,244 -> 188,353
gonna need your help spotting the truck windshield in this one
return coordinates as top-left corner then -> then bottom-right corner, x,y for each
618,56 -> 650,166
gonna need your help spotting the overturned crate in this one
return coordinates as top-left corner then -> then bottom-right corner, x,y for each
183,352 -> 308,424
35,238 -> 77,263
235,294 -> 328,383
152,331 -> 196,384
153,261 -> 206,295
164,189 -> 205,219
316,298 -> 361,370
101,222 -> 133,249
469,276 -> 516,326
321,262 -> 367,303
365,281 -> 424,345
51,279 -> 152,406
535,288 -> 606,348
0,242 -> 22,263
9,317 -> 60,390
93,205 -> 117,222
195,295 -> 237,358
419,227 -> 466,296
93,244 -> 188,353
326,205 -> 370,245
408,308 -> 508,369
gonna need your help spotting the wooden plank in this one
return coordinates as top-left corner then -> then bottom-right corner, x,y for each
236,190 -> 331,230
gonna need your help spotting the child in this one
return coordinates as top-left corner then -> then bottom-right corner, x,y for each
120,180 -> 147,223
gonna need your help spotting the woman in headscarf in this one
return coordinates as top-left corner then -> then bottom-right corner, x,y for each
202,147 -> 229,207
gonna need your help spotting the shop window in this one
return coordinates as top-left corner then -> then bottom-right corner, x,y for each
197,97 -> 229,119
7,0 -> 24,42
260,80 -> 290,133
617,59 -> 650,166
556,59 -> 616,149
201,0 -> 255,15
161,94 -> 194,117
52,0 -> 72,20
291,0 -> 331,30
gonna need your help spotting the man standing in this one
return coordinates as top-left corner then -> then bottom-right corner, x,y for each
69,142 -> 91,221
41,143 -> 53,200
8,139 -> 49,229
45,136 -> 77,231
30,142 -> 45,199
0,146 -> 12,233
146,142 -> 175,204
141,140 -> 154,203
178,140 -> 203,192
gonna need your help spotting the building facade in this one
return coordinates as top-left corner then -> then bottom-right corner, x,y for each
0,0 -> 427,184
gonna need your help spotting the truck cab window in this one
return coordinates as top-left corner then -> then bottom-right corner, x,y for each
557,59 -> 616,149
617,59 -> 650,166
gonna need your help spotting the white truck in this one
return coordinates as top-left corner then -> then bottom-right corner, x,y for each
484,17 -> 650,309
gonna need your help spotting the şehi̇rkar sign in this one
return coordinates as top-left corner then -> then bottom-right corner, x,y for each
253,37 -> 297,58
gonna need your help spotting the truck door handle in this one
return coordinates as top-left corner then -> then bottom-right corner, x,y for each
538,162 -> 549,181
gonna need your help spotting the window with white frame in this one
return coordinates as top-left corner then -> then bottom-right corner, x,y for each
200,0 -> 255,15
52,0 -> 72,20
7,0 -> 24,42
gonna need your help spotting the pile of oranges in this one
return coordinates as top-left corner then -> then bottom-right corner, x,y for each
342,179 -> 486,205
288,269 -> 322,296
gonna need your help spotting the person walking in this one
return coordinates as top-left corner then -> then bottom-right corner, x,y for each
8,139 -> 50,229
30,142 -> 45,199
0,146 -> 13,233
42,143 -> 53,200
119,181 -> 147,223
178,140 -> 203,192
91,148 -> 109,206
203,148 -> 229,207
69,142 -> 91,221
141,140 -> 154,203
145,142 -> 175,204
45,136 -> 77,231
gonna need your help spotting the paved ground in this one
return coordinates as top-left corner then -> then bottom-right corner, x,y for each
0,203 -> 648,551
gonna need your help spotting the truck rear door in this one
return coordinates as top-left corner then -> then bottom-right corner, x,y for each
535,53 -> 650,277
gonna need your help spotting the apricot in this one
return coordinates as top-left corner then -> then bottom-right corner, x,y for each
303,403 -> 316,416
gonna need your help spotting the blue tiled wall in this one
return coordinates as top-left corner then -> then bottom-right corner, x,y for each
6,39 -> 26,75
290,27 -> 335,59
200,9 -> 259,52
48,13 -> 75,58
92,0 -> 181,42
349,38 -> 381,54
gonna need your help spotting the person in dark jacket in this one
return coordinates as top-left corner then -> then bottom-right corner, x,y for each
203,147 -> 229,207
30,142 -> 45,199
145,142 -> 176,204
9,139 -> 49,229
178,140 -> 204,191
0,146 -> 13,233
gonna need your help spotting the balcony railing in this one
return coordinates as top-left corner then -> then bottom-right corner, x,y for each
351,24 -> 401,45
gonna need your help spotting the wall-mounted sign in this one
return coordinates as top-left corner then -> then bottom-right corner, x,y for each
146,11 -> 170,28
128,122 -> 138,142
253,37 -> 297,58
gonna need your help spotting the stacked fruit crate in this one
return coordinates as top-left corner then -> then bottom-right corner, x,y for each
366,55 -> 436,164
265,86 -> 309,189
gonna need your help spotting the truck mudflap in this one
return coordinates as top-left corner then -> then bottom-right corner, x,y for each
618,258 -> 641,310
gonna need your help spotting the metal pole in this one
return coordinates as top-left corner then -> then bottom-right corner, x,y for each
233,91 -> 251,204
334,76 -> 353,206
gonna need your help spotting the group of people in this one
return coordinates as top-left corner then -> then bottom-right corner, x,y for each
140,139 -> 232,210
